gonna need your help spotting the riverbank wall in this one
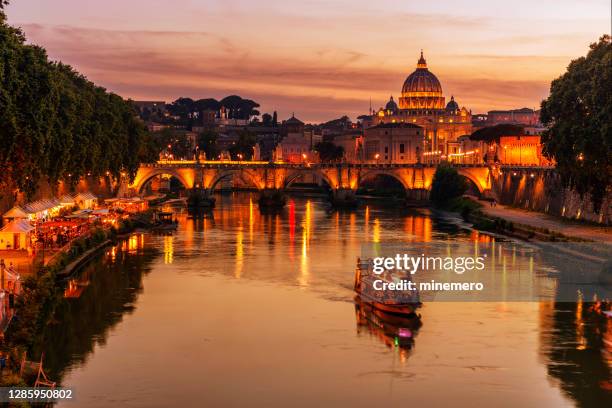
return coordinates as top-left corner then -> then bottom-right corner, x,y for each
492,168 -> 611,225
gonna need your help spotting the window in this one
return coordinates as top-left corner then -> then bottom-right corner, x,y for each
384,146 -> 388,153
399,143 -> 405,153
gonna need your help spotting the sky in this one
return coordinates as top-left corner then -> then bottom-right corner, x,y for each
6,0 -> 611,122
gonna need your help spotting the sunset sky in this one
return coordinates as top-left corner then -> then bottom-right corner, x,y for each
7,0 -> 611,122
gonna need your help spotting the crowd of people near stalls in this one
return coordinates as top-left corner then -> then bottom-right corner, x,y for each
34,218 -> 90,250
0,193 -> 106,254
0,193 -> 152,257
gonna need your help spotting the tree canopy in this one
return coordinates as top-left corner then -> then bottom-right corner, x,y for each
163,95 -> 260,128
430,163 -> 468,205
0,11 -> 151,197
540,35 -> 611,210
229,130 -> 257,160
315,141 -> 344,162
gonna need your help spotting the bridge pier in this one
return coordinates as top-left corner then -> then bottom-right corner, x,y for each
330,188 -> 358,208
405,188 -> 430,205
187,188 -> 216,208
257,188 -> 287,208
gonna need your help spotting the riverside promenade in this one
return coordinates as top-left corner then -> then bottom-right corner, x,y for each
478,201 -> 612,242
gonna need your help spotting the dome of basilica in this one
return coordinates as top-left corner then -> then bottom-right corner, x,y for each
399,51 -> 445,111
385,96 -> 398,112
445,96 -> 459,112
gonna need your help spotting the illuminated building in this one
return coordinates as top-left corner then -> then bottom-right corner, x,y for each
362,51 -> 472,160
362,123 -> 424,163
274,115 -> 314,163
496,135 -> 552,166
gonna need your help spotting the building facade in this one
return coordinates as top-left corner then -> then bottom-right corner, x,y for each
362,123 -> 424,164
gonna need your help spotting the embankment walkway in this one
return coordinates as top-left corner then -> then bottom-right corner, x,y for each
478,201 -> 611,242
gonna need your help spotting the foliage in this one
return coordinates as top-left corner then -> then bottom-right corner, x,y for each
444,197 -> 482,220
153,128 -> 193,159
261,113 -> 272,126
197,130 -> 220,160
430,163 -> 468,205
469,124 -> 524,142
0,13 -> 149,197
314,141 -> 344,162
163,95 -> 260,128
540,35 -> 612,210
229,130 -> 257,160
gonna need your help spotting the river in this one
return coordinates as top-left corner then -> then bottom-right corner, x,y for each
33,193 -> 610,407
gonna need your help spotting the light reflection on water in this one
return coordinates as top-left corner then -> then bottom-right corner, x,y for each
38,192 -> 611,407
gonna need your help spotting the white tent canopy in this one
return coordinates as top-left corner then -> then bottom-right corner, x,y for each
0,219 -> 34,233
3,206 -> 28,219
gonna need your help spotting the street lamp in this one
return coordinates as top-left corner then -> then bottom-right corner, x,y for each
374,153 -> 380,163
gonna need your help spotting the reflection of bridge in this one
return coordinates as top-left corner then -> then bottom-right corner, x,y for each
129,160 -> 499,205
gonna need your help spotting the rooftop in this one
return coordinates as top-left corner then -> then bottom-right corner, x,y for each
368,122 -> 422,129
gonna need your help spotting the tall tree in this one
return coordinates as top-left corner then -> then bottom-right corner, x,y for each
314,142 -> 344,162
0,10 -> 148,196
430,163 -> 468,205
229,130 -> 257,160
540,35 -> 611,210
197,130 -> 220,160
261,113 -> 272,126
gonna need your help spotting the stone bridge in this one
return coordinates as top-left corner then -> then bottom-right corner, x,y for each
128,160 -> 500,206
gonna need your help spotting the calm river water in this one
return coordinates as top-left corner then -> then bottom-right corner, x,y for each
36,193 -> 610,407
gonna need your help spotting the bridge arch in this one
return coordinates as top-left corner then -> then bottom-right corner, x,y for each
358,170 -> 411,190
283,168 -> 334,189
132,167 -> 193,193
208,169 -> 265,191
456,168 -> 490,194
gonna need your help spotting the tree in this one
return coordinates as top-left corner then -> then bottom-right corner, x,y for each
219,95 -> 260,119
262,113 -> 272,126
315,141 -> 344,162
0,11 -> 148,196
429,163 -> 468,205
197,130 -> 220,160
540,35 -> 611,210
229,130 -> 257,160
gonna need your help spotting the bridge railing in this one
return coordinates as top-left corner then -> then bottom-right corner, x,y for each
142,160 -> 555,171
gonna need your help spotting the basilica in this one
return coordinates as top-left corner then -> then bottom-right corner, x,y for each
362,52 -> 473,159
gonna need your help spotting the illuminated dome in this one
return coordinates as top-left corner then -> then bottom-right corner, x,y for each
399,51 -> 445,111
385,96 -> 398,113
445,96 -> 459,112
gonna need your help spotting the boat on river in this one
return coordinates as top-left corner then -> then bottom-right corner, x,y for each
355,301 -> 422,349
151,211 -> 178,232
165,197 -> 187,206
354,258 -> 421,316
